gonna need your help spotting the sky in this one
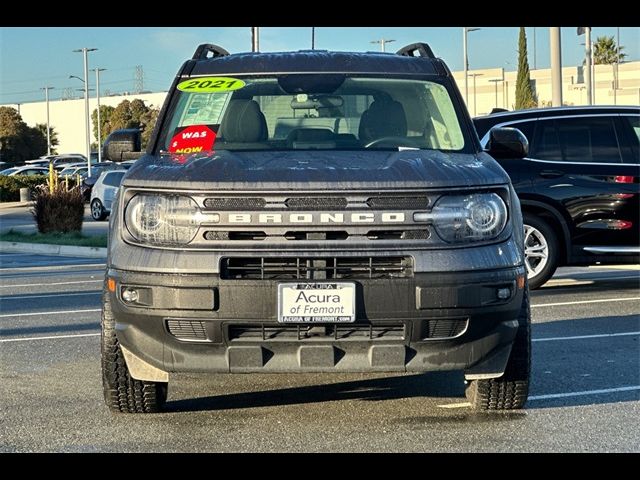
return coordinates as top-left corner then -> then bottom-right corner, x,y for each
1,26 -> 638,105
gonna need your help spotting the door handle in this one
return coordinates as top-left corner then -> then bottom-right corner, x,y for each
540,170 -> 564,179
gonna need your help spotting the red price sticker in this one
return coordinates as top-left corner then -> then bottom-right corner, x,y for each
168,125 -> 216,154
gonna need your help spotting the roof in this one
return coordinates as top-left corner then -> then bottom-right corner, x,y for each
188,50 -> 443,77
474,105 -> 640,122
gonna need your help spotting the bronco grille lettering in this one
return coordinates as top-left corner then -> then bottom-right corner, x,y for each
226,212 -> 406,224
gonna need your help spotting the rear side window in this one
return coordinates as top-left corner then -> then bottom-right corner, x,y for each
103,172 -> 125,187
621,115 -> 640,163
531,120 -> 562,161
532,117 -> 622,163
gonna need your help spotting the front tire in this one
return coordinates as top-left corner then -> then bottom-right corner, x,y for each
91,199 -> 107,221
523,214 -> 559,289
101,286 -> 167,413
465,286 -> 531,410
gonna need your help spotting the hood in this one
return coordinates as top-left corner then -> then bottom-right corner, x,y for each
122,149 -> 508,191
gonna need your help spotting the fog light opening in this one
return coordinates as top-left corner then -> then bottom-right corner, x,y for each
497,287 -> 511,300
122,287 -> 139,303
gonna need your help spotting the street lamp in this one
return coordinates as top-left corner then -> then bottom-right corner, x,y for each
40,86 -> 54,156
488,78 -> 503,109
311,27 -> 315,50
467,73 -> 483,117
94,68 -> 106,162
370,38 -> 395,52
72,47 -> 97,177
463,27 -> 481,108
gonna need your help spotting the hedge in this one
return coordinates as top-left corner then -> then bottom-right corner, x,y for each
0,175 -> 49,202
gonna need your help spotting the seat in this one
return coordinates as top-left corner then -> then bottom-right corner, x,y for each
217,99 -> 268,148
358,99 -> 408,145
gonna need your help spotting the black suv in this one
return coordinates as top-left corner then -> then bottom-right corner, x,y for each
474,107 -> 639,288
100,43 -> 531,413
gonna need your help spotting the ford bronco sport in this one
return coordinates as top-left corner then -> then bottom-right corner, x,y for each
100,42 -> 531,413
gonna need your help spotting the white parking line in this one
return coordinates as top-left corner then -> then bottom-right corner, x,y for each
0,332 -> 100,343
533,331 -> 640,342
529,385 -> 640,401
0,263 -> 105,273
532,297 -> 640,308
0,279 -> 103,288
0,308 -> 101,318
0,291 -> 100,301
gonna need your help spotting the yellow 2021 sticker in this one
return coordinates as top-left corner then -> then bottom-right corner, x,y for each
177,77 -> 245,93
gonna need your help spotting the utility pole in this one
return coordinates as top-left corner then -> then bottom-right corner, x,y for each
95,68 -> 106,162
41,86 -> 54,156
370,38 -> 395,52
73,47 -> 97,177
550,28 -> 563,107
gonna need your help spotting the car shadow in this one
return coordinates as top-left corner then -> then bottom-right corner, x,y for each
166,312 -> 639,413
165,371 -> 464,413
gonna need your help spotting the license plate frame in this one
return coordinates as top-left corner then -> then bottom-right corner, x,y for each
277,282 -> 356,323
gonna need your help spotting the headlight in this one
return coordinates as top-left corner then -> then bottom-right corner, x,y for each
428,193 -> 507,243
125,194 -> 200,246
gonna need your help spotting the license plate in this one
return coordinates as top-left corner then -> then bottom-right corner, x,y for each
277,283 -> 356,323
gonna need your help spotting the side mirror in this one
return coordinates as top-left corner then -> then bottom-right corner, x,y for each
486,127 -> 529,159
102,129 -> 143,162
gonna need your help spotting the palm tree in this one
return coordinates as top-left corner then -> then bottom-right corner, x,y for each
593,36 -> 626,65
35,123 -> 59,154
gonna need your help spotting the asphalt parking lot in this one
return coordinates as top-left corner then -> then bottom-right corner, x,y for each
0,250 -> 638,452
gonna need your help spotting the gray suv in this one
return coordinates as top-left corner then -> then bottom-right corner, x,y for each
100,42 -> 531,413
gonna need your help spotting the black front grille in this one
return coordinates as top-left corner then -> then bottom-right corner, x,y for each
285,197 -> 348,210
366,196 -> 430,209
203,197 -> 266,210
228,323 -> 405,342
221,256 -> 413,280
166,319 -> 207,341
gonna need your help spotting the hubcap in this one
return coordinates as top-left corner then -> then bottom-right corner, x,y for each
92,202 -> 101,218
524,224 -> 549,278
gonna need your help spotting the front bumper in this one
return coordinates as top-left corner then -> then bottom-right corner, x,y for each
108,264 -> 526,375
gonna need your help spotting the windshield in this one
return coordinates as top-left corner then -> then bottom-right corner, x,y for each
156,75 -> 468,154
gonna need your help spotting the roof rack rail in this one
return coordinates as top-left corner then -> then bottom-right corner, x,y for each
396,43 -> 435,59
192,44 -> 230,60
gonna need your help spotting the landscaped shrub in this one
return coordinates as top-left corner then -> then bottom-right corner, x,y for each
0,175 -> 48,202
31,183 -> 85,233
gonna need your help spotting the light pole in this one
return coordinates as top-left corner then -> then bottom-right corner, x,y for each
94,68 -> 106,162
370,38 -> 395,52
489,78 -> 503,109
73,47 -> 97,177
251,27 -> 259,52
40,86 -> 54,156
468,73 -> 482,116
550,28 -> 563,107
311,27 -> 315,50
532,27 -> 537,70
463,27 -> 481,108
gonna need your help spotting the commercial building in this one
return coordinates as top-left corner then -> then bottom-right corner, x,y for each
3,61 -> 639,154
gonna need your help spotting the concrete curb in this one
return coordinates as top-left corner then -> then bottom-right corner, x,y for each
0,201 -> 31,209
0,241 -> 107,258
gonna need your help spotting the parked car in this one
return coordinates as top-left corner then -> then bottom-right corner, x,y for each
474,106 -> 640,288
0,166 -> 49,176
59,165 -> 89,178
98,42 -> 532,413
90,169 -> 127,220
81,162 -> 128,202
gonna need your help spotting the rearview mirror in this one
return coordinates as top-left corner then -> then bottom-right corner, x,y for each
486,127 -> 528,159
102,129 -> 143,162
